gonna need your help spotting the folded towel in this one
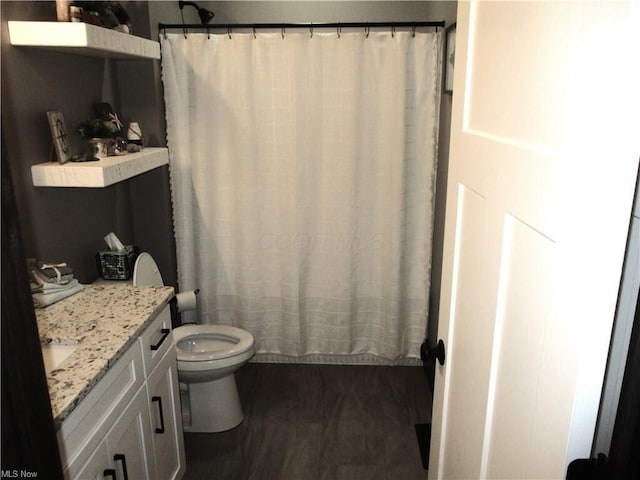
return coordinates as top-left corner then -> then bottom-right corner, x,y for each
31,269 -> 74,286
31,278 -> 80,294
32,282 -> 84,309
36,262 -> 74,282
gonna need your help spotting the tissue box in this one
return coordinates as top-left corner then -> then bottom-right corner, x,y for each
96,246 -> 139,280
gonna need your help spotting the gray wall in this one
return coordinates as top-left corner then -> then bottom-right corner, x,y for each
1,1 -> 176,286
152,1 -> 453,25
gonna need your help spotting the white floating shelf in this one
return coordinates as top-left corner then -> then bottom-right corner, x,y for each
32,148 -> 169,188
8,21 -> 160,60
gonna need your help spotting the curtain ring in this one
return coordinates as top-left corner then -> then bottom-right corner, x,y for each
207,28 -> 210,40
412,25 -> 416,38
227,27 -> 232,39
253,27 -> 257,39
310,23 -> 313,38
391,26 -> 396,38
183,27 -> 187,39
337,24 -> 341,39
365,24 -> 370,39
281,25 -> 285,39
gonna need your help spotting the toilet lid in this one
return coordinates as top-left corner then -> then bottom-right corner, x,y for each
173,324 -> 255,361
133,252 -> 164,287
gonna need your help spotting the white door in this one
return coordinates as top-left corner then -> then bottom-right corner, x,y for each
429,2 -> 640,479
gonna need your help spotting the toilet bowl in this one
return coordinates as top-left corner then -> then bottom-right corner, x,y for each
133,252 -> 255,432
174,324 -> 255,383
173,324 -> 255,432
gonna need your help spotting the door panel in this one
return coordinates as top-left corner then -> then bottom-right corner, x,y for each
441,186 -> 495,480
430,1 -> 640,479
484,217 -> 562,478
467,2 -> 578,147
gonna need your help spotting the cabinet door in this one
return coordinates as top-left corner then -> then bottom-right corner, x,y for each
66,440 -> 110,480
106,386 -> 157,480
147,347 -> 186,480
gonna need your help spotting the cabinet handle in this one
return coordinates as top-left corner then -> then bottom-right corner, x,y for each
152,396 -> 166,434
103,469 -> 116,480
150,328 -> 171,351
114,454 -> 129,480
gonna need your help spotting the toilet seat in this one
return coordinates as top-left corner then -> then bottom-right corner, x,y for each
173,324 -> 255,362
133,252 -> 164,287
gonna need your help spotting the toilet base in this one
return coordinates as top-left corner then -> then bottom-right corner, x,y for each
182,374 -> 244,433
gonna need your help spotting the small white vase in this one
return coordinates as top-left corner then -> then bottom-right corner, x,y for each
127,122 -> 144,147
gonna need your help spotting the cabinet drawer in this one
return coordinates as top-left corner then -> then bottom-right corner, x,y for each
58,342 -> 144,471
139,304 -> 172,376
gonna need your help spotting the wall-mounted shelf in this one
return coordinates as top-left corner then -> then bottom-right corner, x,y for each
31,148 -> 169,188
8,21 -> 160,59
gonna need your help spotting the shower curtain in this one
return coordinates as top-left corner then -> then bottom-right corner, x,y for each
161,29 -> 441,365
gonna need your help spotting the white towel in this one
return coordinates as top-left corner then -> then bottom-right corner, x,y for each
31,278 -> 80,293
32,282 -> 84,309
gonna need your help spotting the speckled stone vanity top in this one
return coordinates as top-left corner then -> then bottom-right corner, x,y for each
35,284 -> 174,425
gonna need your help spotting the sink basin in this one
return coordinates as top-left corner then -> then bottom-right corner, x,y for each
41,343 -> 78,374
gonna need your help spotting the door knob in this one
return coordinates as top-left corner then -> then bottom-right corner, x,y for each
421,339 -> 446,366
431,340 -> 446,365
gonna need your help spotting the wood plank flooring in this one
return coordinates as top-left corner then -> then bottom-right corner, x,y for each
183,363 -> 431,480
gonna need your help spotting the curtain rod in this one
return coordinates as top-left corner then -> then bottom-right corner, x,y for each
159,21 -> 445,32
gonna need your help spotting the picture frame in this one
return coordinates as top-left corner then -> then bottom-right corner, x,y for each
46,110 -> 72,164
443,23 -> 456,95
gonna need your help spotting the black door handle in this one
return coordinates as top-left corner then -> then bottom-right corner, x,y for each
103,469 -> 116,480
421,339 -> 446,366
150,328 -> 171,351
152,396 -> 166,434
114,454 -> 129,480
430,339 -> 446,365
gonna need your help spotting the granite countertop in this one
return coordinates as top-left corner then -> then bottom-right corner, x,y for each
35,284 -> 174,425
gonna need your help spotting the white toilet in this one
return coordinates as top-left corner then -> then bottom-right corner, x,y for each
133,252 -> 255,433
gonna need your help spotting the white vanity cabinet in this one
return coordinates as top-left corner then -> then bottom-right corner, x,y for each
59,304 -> 185,480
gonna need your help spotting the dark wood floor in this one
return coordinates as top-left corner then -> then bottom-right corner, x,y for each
183,362 -> 432,480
